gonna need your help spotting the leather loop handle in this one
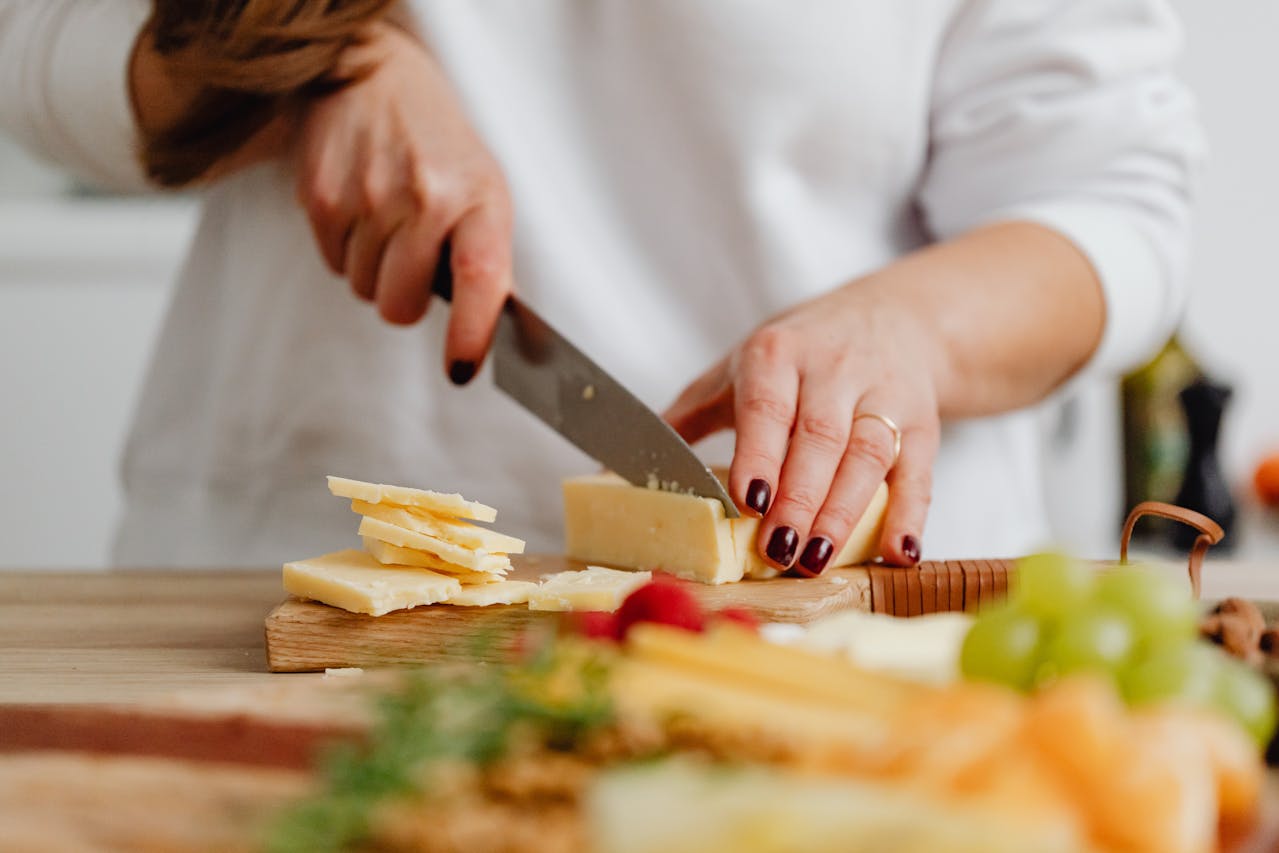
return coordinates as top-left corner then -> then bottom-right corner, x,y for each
1119,501 -> 1224,600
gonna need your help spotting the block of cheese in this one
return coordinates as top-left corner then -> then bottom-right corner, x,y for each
529,566 -> 653,612
445,580 -> 540,607
361,537 -> 502,585
283,549 -> 461,616
564,474 -> 886,584
358,516 -> 511,574
351,499 -> 525,554
327,476 -> 497,522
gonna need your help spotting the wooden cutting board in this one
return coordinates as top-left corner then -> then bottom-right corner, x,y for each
265,557 -> 1017,672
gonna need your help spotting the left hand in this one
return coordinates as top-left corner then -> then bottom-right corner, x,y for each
664,281 -> 943,573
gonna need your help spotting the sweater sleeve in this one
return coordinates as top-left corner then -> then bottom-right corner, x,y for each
0,0 -> 152,192
918,0 -> 1205,376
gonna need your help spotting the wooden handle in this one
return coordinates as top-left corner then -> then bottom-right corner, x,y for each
1119,501 -> 1224,600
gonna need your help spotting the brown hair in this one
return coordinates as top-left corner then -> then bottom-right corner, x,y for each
143,0 -> 394,187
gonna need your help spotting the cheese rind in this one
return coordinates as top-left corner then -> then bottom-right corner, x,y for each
563,475 -> 887,584
283,550 -> 461,616
445,580 -> 540,607
361,537 -> 503,585
529,567 -> 653,612
359,516 -> 511,574
327,476 -> 497,522
351,500 -> 525,554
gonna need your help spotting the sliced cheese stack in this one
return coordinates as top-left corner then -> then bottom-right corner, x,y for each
282,477 -> 535,615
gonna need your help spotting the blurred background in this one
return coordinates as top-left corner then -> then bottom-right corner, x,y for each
0,1 -> 1275,568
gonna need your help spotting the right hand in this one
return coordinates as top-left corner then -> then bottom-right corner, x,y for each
295,23 -> 513,384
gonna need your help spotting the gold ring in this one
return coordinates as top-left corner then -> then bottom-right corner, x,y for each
853,412 -> 902,467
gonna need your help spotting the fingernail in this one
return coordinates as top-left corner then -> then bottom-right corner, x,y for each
745,479 -> 771,515
766,526 -> 798,567
797,537 -> 834,576
901,534 -> 921,565
449,360 -> 476,386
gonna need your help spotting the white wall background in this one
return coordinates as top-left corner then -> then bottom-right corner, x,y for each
0,3 -> 1276,567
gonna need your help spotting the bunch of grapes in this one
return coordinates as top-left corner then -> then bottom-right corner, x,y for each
960,552 -> 1277,746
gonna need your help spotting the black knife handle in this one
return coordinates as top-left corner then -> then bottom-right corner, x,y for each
431,241 -> 454,303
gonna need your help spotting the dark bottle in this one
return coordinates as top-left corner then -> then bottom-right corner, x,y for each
1170,376 -> 1236,551
1121,337 -> 1199,540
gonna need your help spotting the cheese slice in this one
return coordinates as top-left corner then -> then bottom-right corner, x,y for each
529,566 -> 652,612
445,580 -> 540,607
563,474 -> 887,584
283,549 -> 461,616
327,476 -> 497,523
351,499 -> 525,554
361,537 -> 504,585
359,516 -> 511,574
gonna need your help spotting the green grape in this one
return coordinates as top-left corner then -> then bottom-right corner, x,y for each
1014,552 -> 1094,620
960,604 -> 1043,690
1122,642 -> 1221,708
1041,607 -> 1135,680
1214,657 -> 1278,748
1094,567 -> 1198,649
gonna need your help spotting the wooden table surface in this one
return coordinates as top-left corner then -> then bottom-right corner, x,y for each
3,558 -> 1278,705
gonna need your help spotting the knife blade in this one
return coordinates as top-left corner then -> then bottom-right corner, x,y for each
431,247 -> 738,517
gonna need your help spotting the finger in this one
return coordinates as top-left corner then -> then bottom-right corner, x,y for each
373,221 -> 439,325
758,372 -> 857,569
792,400 -> 904,576
443,202 -> 513,384
878,426 -> 937,567
297,155 -> 356,275
728,329 -> 799,520
663,358 -> 732,446
344,217 -> 386,302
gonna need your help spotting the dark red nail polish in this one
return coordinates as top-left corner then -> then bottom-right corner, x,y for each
449,360 -> 476,386
797,537 -> 833,576
745,478 -> 771,515
901,534 -> 921,565
766,526 -> 798,567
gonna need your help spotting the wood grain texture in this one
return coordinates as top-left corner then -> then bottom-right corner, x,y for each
265,555 -> 873,672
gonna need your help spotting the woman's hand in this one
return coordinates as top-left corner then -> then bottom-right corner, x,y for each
296,23 -> 513,384
665,283 -> 943,573
665,222 -> 1106,574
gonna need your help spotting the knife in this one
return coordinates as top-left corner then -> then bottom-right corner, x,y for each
431,246 -> 739,517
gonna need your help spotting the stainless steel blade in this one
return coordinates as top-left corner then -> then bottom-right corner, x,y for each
490,298 -> 739,516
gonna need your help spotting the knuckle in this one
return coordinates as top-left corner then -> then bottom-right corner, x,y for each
794,414 -> 847,452
816,501 -> 861,535
736,447 -> 782,476
740,394 -> 793,428
777,489 -> 823,518
744,325 -> 789,366
452,245 -> 505,288
845,433 -> 896,470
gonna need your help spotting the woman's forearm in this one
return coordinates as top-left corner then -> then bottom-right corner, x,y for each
860,221 -> 1107,420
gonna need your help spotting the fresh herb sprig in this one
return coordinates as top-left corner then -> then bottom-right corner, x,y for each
265,642 -> 613,853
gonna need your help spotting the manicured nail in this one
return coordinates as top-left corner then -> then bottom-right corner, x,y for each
449,360 -> 476,386
766,526 -> 798,567
745,479 -> 772,515
797,537 -> 834,576
901,534 -> 921,565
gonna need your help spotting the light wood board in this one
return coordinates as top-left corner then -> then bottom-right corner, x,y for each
265,554 -> 873,671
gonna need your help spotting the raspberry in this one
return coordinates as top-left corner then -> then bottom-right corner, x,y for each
566,611 -> 620,642
615,578 -> 705,639
715,607 -> 760,632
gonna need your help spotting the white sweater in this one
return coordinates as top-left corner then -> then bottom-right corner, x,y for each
0,0 -> 1202,565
